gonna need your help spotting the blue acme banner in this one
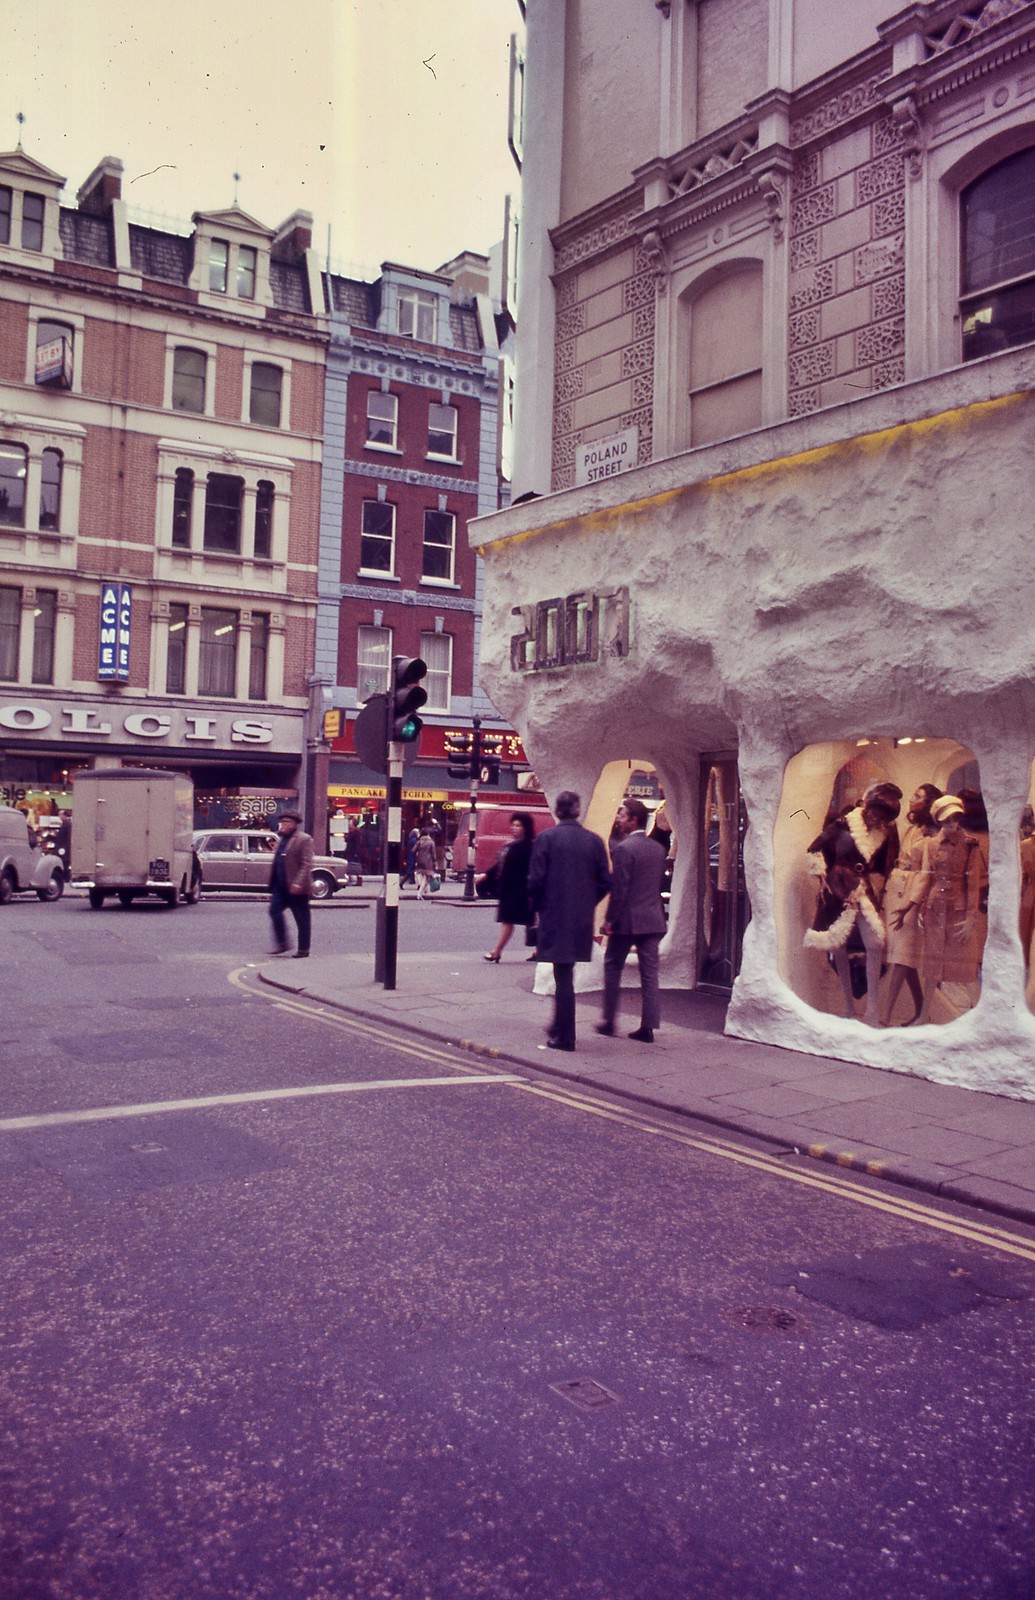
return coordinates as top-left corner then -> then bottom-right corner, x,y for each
97,582 -> 131,681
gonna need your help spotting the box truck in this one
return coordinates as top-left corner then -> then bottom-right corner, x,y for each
71,768 -> 200,909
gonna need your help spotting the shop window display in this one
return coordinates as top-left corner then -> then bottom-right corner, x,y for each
777,740 -> 985,1028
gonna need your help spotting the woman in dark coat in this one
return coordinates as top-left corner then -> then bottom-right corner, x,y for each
481,812 -> 535,962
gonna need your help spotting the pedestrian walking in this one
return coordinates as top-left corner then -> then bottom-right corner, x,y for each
404,824 -> 419,886
414,827 -> 438,900
596,798 -> 668,1043
527,791 -> 611,1051
480,812 -> 535,962
268,810 -> 314,958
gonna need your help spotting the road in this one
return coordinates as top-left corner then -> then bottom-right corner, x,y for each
2,893 -> 1034,1599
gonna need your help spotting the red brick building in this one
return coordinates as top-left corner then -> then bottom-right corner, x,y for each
0,147 -> 326,828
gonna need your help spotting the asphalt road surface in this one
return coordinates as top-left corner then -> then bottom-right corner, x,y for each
2,895 -> 1034,1599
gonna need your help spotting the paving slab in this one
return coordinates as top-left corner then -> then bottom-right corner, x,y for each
258,947 -> 1035,1226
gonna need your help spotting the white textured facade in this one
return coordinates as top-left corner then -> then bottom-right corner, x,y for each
472,0 -> 1035,1095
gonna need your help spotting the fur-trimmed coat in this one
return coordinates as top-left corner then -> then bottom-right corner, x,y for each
803,806 -> 900,954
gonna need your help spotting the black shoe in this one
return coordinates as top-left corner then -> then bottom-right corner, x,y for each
595,1022 -> 615,1037
628,1027 -> 654,1043
293,950 -> 310,959
547,1038 -> 575,1052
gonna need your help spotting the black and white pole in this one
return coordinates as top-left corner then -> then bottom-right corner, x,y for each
462,714 -> 481,901
381,740 -> 404,989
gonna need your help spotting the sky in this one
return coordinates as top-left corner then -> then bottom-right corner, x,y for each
2,0 -> 519,280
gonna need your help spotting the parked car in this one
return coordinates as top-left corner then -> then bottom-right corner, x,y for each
192,829 -> 352,899
0,807 -> 66,903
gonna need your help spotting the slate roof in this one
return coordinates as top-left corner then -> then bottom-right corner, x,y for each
58,209 -> 114,268
269,259 -> 309,314
129,225 -> 193,282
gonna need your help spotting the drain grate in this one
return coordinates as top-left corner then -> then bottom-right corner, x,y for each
549,1377 -> 620,1412
724,1305 -> 803,1334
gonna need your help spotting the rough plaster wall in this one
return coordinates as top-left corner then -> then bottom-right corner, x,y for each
476,378 -> 1035,1097
792,0 -> 890,89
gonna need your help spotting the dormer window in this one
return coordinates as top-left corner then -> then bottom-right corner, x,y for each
398,288 -> 436,341
21,192 -> 44,251
0,188 -> 11,245
209,238 -> 229,293
237,245 -> 257,299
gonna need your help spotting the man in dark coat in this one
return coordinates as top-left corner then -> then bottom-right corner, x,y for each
597,797 -> 668,1043
268,810 -> 314,958
527,790 -> 611,1051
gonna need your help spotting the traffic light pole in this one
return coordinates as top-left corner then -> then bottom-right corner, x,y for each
380,740 -> 404,989
463,715 -> 481,901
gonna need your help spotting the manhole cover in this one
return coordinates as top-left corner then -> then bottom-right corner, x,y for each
549,1378 -> 620,1411
724,1305 -> 803,1334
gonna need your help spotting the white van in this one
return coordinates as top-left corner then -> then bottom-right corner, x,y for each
71,768 -> 200,909
0,807 -> 66,902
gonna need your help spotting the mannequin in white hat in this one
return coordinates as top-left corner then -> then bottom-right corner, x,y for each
890,793 -> 984,1023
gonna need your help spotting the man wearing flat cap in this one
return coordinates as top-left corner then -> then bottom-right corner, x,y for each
269,809 -> 314,958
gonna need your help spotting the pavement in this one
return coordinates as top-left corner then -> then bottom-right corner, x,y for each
258,879 -> 1035,1229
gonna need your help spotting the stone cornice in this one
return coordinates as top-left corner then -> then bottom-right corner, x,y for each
340,582 -> 475,613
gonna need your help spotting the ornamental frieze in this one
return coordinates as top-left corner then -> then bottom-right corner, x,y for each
789,71 -> 893,146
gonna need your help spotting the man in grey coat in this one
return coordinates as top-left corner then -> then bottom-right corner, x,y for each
527,790 -> 611,1051
597,797 -> 668,1043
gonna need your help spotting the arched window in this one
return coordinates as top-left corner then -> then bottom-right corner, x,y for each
687,265 -> 763,447
961,146 -> 1035,361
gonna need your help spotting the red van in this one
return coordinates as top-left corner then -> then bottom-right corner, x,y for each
450,802 -> 554,877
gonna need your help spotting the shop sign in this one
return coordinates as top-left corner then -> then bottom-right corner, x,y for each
35,336 -> 73,389
328,784 -> 448,802
511,587 -> 630,673
0,697 -> 301,749
98,582 -> 132,681
575,427 -> 638,487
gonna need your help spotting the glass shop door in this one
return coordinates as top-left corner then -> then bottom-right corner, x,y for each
698,754 -> 751,989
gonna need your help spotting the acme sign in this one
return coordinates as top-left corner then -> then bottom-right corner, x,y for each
510,588 -> 630,673
0,699 -> 285,747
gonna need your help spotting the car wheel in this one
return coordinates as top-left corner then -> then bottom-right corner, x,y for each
0,869 -> 15,905
311,871 -> 335,900
37,874 -> 64,902
118,890 -> 134,908
162,883 -> 181,907
185,874 -> 202,905
88,888 -> 105,910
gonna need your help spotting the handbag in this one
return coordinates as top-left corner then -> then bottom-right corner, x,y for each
429,873 -> 441,893
475,861 -> 500,899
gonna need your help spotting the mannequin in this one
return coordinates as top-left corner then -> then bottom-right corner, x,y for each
804,782 -> 902,1025
881,782 -> 942,1025
890,793 -> 984,1023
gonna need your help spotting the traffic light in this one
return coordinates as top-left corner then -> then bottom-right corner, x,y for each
390,656 -> 427,743
445,731 -> 474,779
477,731 -> 503,786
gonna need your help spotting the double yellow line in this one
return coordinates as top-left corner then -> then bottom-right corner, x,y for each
241,970 -> 1035,1267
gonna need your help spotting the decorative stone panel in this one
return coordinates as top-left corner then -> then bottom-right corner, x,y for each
556,275 -> 578,310
856,318 -> 905,366
872,275 -> 906,320
872,356 -> 906,389
555,366 -> 584,402
789,342 -> 835,389
553,205 -> 640,272
790,261 -> 835,310
787,385 -> 820,416
873,190 -> 905,236
792,150 -> 822,196
855,152 -> 904,205
621,339 -> 654,377
790,183 -> 837,235
790,230 -> 820,270
871,115 -> 903,156
556,303 -> 587,340
790,308 -> 822,349
624,270 -> 656,310
789,71 -> 891,146
555,403 -> 574,434
620,405 -> 654,464
632,371 -> 653,408
633,303 -> 654,339
556,339 -> 577,374
855,235 -> 904,284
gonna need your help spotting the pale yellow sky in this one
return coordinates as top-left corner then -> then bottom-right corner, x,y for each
3,0 -> 518,276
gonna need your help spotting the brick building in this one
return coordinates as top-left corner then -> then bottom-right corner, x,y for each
472,0 -> 1035,1095
0,146 -> 326,828
315,259 -> 520,852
